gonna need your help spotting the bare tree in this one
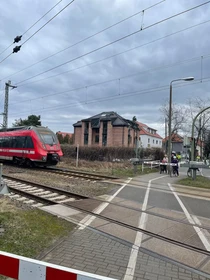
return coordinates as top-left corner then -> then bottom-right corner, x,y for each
160,100 -> 188,136
185,97 -> 210,158
160,97 -> 210,159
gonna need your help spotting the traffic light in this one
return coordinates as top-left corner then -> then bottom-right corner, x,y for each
13,45 -> 21,53
13,35 -> 22,43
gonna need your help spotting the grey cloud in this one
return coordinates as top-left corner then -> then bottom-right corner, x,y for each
1,0 -> 210,137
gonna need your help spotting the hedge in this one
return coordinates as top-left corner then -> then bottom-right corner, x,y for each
60,145 -> 164,161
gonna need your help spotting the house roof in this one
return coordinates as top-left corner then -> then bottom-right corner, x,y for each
56,131 -> 74,137
73,111 -> 138,129
137,122 -> 162,139
73,121 -> 82,127
162,134 -> 204,147
162,134 -> 183,143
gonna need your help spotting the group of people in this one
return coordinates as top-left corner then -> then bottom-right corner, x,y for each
161,152 -> 179,176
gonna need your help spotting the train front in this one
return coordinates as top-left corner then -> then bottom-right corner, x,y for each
35,127 -> 63,166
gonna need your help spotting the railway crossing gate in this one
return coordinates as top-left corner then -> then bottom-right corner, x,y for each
0,250 -> 115,280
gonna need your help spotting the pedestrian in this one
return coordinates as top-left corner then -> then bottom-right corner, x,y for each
162,155 -> 168,173
171,156 -> 179,176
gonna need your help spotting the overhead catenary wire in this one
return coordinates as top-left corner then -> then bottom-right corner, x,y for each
8,51 -> 210,106
0,0 -> 75,65
0,0 -> 62,57
0,53 -> 13,65
21,0 -> 75,46
7,18 -> 210,88
1,0 -> 165,81
9,77 -> 210,117
14,0 -> 210,86
21,0 -> 63,37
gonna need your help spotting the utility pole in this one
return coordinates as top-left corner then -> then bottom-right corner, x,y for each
165,117 -> 168,153
3,81 -> 17,130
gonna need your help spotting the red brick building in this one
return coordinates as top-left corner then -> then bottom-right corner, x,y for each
73,112 -> 139,147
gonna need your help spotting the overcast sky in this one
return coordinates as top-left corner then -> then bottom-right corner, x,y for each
0,0 -> 210,137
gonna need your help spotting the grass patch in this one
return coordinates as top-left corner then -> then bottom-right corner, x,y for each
111,166 -> 158,177
0,198 -> 74,259
178,176 -> 210,189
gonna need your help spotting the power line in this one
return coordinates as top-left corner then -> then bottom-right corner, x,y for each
0,43 -> 13,57
15,1 -> 210,86
0,53 -> 13,65
0,0 -> 75,65
21,0 -> 75,46
15,18 -> 210,88
9,52 -> 210,106
0,0 -> 62,57
2,0 -> 165,81
22,0 -> 63,37
9,77 -> 210,118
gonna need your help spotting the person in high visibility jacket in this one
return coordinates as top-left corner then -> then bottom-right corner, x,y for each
177,154 -> 181,162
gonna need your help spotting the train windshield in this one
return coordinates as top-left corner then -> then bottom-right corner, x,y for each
37,132 -> 58,145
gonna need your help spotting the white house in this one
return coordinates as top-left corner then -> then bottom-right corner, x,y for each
137,122 -> 162,148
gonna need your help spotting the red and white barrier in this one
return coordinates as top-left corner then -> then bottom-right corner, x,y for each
0,251 -> 115,280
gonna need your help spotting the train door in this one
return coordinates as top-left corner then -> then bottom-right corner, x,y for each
23,136 -> 35,161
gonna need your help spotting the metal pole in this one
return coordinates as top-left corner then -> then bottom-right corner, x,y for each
3,80 -> 17,130
167,77 -> 194,171
3,81 -> 11,130
0,163 -> 2,185
76,144 -> 79,168
167,82 -> 172,171
191,106 -> 210,162
165,117 -> 168,153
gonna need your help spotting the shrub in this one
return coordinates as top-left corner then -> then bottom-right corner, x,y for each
61,145 -> 164,161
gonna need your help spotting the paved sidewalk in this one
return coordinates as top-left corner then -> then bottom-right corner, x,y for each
41,226 -> 210,280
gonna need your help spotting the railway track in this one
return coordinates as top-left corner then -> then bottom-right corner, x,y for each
4,163 -> 119,182
3,174 -> 210,233
37,167 -> 119,181
3,175 -> 210,265
3,175 -> 88,208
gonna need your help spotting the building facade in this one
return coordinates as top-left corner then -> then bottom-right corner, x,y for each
137,122 -> 162,148
162,134 -> 204,157
73,112 -> 139,147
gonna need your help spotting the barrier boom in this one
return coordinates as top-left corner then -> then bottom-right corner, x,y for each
0,250 -> 115,280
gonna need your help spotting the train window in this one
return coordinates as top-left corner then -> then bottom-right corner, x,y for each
0,137 -> 3,147
39,133 -> 57,145
14,136 -> 25,148
2,137 -> 10,147
25,136 -> 34,148
10,137 -> 16,148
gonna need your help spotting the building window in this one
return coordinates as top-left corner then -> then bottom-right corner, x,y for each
148,138 -> 150,143
84,134 -> 88,145
153,139 -> 154,143
95,135 -> 99,143
156,140 -> 158,144
84,122 -> 89,145
159,141 -> 161,145
103,121 -> 107,146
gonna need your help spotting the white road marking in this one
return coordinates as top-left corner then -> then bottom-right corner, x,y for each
78,177 -> 132,230
168,183 -> 210,251
124,175 -> 168,280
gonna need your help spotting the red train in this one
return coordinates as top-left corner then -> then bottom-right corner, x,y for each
0,126 -> 63,167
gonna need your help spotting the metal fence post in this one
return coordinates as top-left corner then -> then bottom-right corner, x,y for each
76,144 -> 79,168
0,163 -> 2,185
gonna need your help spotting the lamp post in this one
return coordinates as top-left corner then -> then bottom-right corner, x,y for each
168,77 -> 194,171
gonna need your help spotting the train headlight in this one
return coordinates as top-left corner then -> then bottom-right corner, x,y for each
42,144 -> 46,150
42,156 -> 47,161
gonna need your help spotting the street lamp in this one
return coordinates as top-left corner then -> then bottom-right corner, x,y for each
168,77 -> 194,171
